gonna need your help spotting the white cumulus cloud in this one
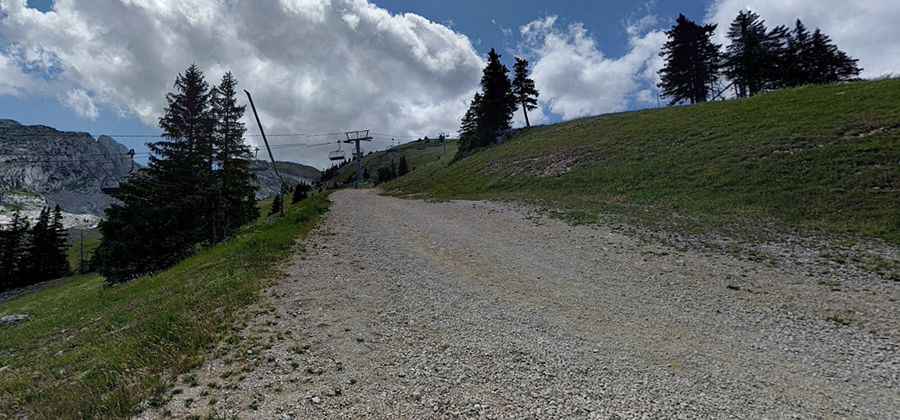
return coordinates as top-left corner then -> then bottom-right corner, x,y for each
519,16 -> 666,120
0,0 -> 484,167
706,0 -> 900,78
61,88 -> 99,120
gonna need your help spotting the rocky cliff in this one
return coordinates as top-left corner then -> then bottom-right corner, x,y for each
0,119 -> 133,216
250,160 -> 321,199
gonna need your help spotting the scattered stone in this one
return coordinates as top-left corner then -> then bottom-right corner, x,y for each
0,314 -> 30,326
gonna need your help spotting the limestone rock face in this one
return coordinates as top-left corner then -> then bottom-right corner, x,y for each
0,119 -> 133,215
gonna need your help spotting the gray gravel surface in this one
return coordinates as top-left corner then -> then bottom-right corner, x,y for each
143,189 -> 900,419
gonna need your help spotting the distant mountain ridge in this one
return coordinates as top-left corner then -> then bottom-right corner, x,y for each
249,160 -> 321,199
0,119 -> 133,216
0,119 -> 320,219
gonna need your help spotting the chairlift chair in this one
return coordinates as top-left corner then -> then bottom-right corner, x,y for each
328,141 -> 347,161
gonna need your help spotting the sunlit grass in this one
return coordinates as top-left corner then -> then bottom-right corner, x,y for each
0,194 -> 330,418
389,80 -> 900,244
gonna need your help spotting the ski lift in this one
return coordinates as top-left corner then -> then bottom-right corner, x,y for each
328,140 -> 347,161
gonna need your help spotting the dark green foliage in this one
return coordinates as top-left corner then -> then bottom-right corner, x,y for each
242,190 -> 260,223
269,194 -> 283,216
0,211 -> 29,291
458,93 -> 482,154
376,163 -> 397,184
804,28 -> 861,84
25,207 -> 69,283
94,65 -> 258,283
512,57 -> 539,128
291,183 -> 311,204
397,156 -> 409,176
212,72 -> 258,240
724,10 -> 782,97
47,205 -> 70,278
658,14 -> 722,104
0,206 -> 69,291
724,15 -> 861,93
457,49 -> 516,157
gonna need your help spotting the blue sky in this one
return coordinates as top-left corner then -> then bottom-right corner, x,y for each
2,0 -> 897,167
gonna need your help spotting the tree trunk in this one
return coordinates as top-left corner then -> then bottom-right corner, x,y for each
521,101 -> 531,128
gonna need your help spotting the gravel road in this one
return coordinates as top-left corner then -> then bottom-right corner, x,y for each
147,189 -> 899,419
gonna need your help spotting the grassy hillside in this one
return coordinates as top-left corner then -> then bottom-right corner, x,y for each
66,227 -> 101,273
389,80 -> 900,244
0,195 -> 330,418
333,138 -> 458,185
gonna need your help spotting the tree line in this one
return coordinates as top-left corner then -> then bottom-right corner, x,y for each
659,11 -> 861,104
455,11 -> 862,157
0,206 -> 69,292
373,155 -> 409,184
93,65 -> 259,283
457,49 -> 540,158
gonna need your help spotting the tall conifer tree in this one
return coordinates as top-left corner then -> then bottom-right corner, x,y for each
476,49 -> 516,147
0,211 -> 28,291
96,65 -> 215,282
512,57 -> 539,128
212,71 -> 257,239
724,10 -> 769,97
46,205 -> 70,279
658,14 -> 722,104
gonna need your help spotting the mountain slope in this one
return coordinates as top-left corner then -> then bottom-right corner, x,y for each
250,160 -> 321,198
0,119 -> 133,216
388,80 -> 900,244
331,138 -> 457,186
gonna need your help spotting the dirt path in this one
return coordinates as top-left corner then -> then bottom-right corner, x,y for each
146,189 -> 899,419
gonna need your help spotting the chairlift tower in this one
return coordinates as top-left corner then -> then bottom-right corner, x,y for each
343,130 -> 373,188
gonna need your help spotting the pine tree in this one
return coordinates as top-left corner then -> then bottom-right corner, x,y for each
25,207 -> 51,282
269,194 -> 283,216
512,57 -> 539,128
476,49 -> 516,147
152,64 -> 215,245
658,14 -> 722,104
398,156 -> 409,176
212,72 -> 257,238
47,205 -> 70,278
458,93 -> 482,154
724,10 -> 770,97
291,183 -> 308,204
761,24 -> 791,89
779,20 -> 861,87
807,29 -> 861,84
457,48 -> 515,158
243,190 -> 260,223
95,65 -> 215,283
782,20 -> 813,87
0,210 -> 28,291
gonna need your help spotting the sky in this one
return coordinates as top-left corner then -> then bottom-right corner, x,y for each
1,0 -> 898,168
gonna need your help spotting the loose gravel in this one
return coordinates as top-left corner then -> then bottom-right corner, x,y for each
143,189 -> 900,419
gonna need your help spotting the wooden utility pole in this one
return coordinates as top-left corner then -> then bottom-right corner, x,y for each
344,130 -> 373,188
